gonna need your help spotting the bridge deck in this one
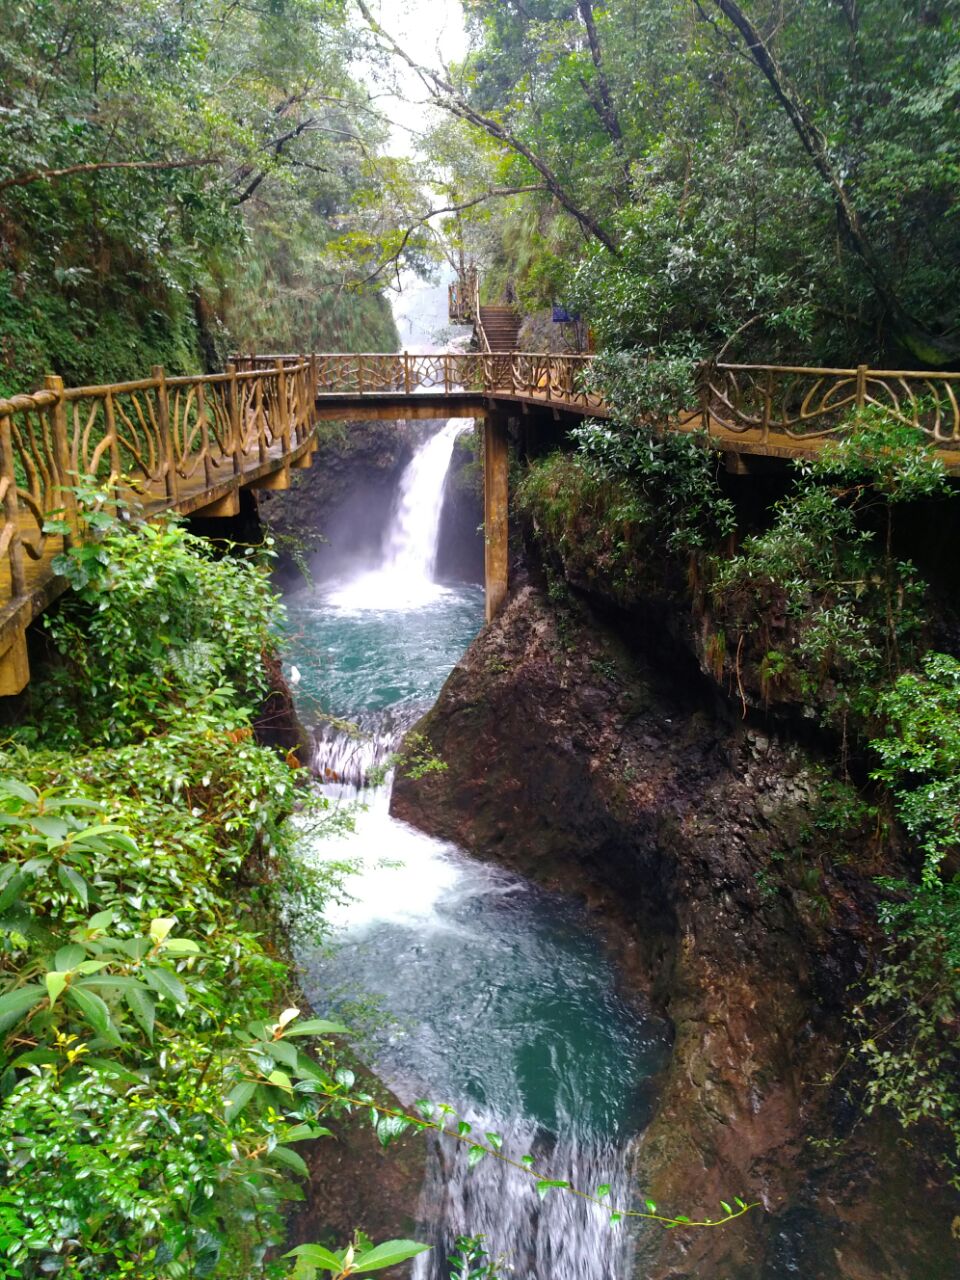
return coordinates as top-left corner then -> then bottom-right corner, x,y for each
5,348 -> 960,693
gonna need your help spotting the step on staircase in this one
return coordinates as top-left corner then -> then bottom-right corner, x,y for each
478,305 -> 521,352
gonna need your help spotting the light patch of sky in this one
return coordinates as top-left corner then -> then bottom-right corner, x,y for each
353,0 -> 467,156
350,1 -> 472,344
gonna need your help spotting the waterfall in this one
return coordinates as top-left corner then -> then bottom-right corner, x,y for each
286,271 -> 669,1280
326,419 -> 470,611
413,1118 -> 635,1280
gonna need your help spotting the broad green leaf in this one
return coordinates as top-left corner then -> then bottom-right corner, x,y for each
467,1145 -> 486,1167
376,1115 -> 408,1147
225,1080 -> 258,1117
0,872 -> 30,914
143,964 -> 188,1007
45,971 -> 68,1007
268,1145 -> 309,1177
57,864 -> 89,907
264,1038 -> 299,1069
31,816 -> 69,840
0,984 -> 44,1033
266,1069 -> 293,1092
55,944 -> 85,972
283,1018 -> 348,1037
596,1183 -> 611,1199
352,1240 -> 431,1272
536,1179 -> 569,1200
0,779 -> 38,803
149,918 -> 176,944
163,938 -> 201,955
645,1199 -> 657,1213
285,1122 -> 333,1141
66,986 -> 121,1045
283,1244 -> 344,1269
485,1130 -> 503,1150
124,984 -> 156,1042
720,1200 -> 732,1215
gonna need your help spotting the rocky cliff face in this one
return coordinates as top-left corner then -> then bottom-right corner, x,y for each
259,419 -> 414,587
435,429 -> 483,585
392,580 -> 959,1279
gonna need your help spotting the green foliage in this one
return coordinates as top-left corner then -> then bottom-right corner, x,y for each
0,739 -> 347,1277
284,1236 -> 430,1276
0,0 -> 409,392
448,1235 -> 503,1279
0,505 -> 371,1278
571,419 -> 736,553
871,652 -> 960,882
850,653 -> 960,1186
24,488 -> 278,749
396,732 -> 448,782
712,413 -> 947,723
443,0 -> 960,364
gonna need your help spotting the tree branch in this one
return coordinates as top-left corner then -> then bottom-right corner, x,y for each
354,0 -> 619,255
701,0 -> 922,340
358,186 -> 549,286
0,156 -> 217,195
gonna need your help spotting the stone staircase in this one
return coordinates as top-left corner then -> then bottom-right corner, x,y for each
478,305 -> 521,352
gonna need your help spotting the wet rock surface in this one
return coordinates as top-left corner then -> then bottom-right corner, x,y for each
392,581 -> 960,1279
259,419 -> 415,588
435,429 -> 483,585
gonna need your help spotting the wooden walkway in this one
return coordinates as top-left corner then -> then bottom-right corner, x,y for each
5,348 -> 960,693
1,362 -> 315,693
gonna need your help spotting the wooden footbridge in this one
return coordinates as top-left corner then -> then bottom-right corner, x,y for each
3,348 -> 960,694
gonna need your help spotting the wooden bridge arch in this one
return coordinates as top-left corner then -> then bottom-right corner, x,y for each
4,350 -> 960,694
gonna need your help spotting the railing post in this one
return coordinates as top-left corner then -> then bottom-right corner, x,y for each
484,410 -> 510,623
196,381 -> 213,487
444,354 -> 451,394
310,352 -> 319,402
357,355 -> 365,396
761,367 -> 773,442
0,412 -> 27,601
44,375 -> 77,547
698,363 -> 712,435
256,374 -> 267,463
856,364 -> 868,410
226,362 -> 242,475
275,359 -> 291,453
104,390 -> 122,509
404,351 -> 412,396
151,366 -> 178,504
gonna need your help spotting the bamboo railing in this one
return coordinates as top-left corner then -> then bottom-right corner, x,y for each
1,359 -> 315,689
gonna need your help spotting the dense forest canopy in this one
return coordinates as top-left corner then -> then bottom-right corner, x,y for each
360,0 -> 960,367
0,0 -> 415,393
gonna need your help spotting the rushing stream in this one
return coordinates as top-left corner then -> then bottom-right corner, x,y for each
283,278 -> 670,1278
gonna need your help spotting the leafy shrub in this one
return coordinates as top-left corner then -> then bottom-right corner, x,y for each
711,413 -> 947,723
27,491 -> 279,748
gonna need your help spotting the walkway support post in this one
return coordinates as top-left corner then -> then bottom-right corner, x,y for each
484,411 -> 510,623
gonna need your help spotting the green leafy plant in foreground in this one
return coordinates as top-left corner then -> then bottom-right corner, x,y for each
854,652 -> 960,1186
33,483 -> 279,750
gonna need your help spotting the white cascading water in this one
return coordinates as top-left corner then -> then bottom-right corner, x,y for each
287,273 -> 668,1280
326,418 -> 472,612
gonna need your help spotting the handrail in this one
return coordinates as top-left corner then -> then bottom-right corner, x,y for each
1,359 -> 316,675
6,345 -> 960,690
303,351 -> 960,448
